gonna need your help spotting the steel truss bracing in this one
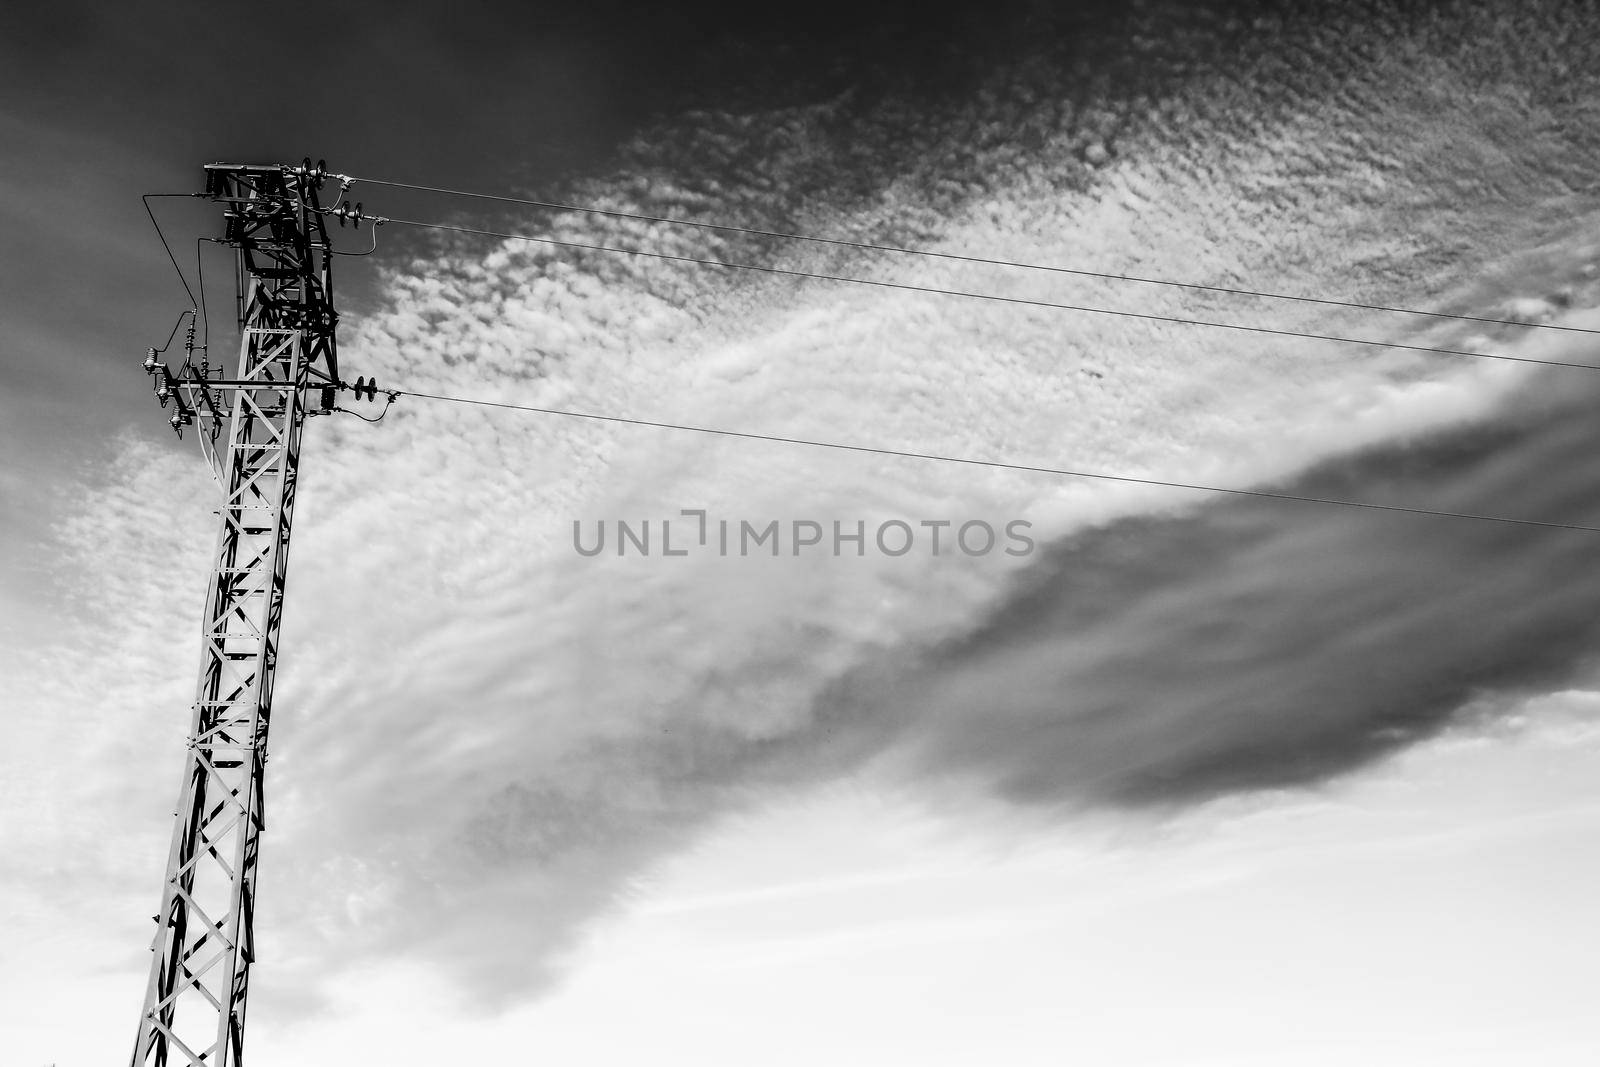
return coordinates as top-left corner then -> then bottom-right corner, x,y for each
132,163 -> 340,1067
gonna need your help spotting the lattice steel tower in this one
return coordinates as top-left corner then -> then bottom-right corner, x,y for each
131,161 -> 348,1067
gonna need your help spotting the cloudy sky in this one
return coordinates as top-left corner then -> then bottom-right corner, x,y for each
5,2 -> 1600,1064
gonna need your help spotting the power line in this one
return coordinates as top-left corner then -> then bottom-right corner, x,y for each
195,239 -> 210,354
394,388 -> 1600,536
383,215 -> 1600,374
142,194 -> 198,309
354,173 -> 1600,338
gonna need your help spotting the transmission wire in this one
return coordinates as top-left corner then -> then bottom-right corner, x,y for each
195,239 -> 210,354
393,388 -> 1600,536
381,215 -> 1600,374
354,174 -> 1600,338
142,194 -> 198,308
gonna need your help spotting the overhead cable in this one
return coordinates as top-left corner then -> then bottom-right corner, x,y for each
394,388 -> 1600,536
381,215 -> 1600,374
142,194 -> 200,309
353,174 -> 1600,338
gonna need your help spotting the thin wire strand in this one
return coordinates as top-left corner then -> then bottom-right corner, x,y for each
195,239 -> 210,354
150,310 -> 196,354
329,221 -> 384,257
394,389 -> 1600,536
355,174 -> 1600,338
142,194 -> 198,308
383,215 -> 1600,374
334,394 -> 397,422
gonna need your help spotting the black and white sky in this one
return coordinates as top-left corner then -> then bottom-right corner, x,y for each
5,2 -> 1600,1064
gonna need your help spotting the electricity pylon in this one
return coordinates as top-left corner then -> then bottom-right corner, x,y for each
131,161 -> 348,1067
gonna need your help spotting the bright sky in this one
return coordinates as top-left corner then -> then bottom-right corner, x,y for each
232,702 -> 1599,1067
11,699 -> 1600,1064
4,3 -> 1600,1066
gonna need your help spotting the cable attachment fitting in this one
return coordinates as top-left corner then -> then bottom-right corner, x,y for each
151,362 -> 173,407
289,157 -> 329,187
334,376 -> 399,423
144,352 -> 196,437
348,375 -> 382,401
326,201 -> 386,228
180,316 -> 198,372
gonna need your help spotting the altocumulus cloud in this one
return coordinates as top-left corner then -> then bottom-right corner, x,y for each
17,0 -> 1600,1012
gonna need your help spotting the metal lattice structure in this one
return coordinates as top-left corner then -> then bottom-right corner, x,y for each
131,162 -> 341,1067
